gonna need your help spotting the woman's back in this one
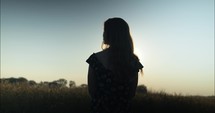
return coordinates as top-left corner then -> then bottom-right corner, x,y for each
87,17 -> 143,113
87,50 -> 143,113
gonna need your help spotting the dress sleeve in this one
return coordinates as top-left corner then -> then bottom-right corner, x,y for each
86,53 -> 97,98
86,53 -> 108,98
137,61 -> 144,70
86,53 -> 96,67
129,60 -> 143,98
132,59 -> 144,72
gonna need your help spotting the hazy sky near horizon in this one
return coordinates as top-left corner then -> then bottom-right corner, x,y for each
1,0 -> 214,96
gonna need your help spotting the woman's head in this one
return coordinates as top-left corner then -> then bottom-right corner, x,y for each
103,18 -> 134,54
102,18 -> 141,75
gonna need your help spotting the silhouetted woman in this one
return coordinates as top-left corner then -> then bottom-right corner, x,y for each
86,17 -> 143,113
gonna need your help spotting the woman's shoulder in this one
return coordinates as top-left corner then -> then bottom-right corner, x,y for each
95,49 -> 110,69
131,54 -> 144,71
86,50 -> 107,61
86,49 -> 109,68
95,49 -> 109,57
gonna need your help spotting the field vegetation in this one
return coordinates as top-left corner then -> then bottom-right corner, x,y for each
0,78 -> 214,113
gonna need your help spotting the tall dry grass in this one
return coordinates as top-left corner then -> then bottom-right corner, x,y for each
0,83 -> 214,113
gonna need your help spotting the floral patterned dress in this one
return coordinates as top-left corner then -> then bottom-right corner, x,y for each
86,53 -> 143,113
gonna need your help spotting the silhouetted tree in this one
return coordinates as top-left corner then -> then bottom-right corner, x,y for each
17,77 -> 28,83
69,80 -> 76,88
48,81 -> 61,88
38,81 -> 49,87
1,77 -> 28,84
3,77 -> 17,84
80,84 -> 88,88
55,79 -> 67,87
28,80 -> 37,86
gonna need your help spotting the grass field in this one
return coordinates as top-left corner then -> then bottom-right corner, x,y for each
0,83 -> 214,113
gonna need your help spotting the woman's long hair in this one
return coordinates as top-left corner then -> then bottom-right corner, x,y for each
102,18 -> 142,77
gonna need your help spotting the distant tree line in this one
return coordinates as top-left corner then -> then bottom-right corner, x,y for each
0,77 -> 147,93
0,77 -> 82,88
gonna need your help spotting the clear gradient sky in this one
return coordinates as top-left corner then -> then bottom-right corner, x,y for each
1,0 -> 214,96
